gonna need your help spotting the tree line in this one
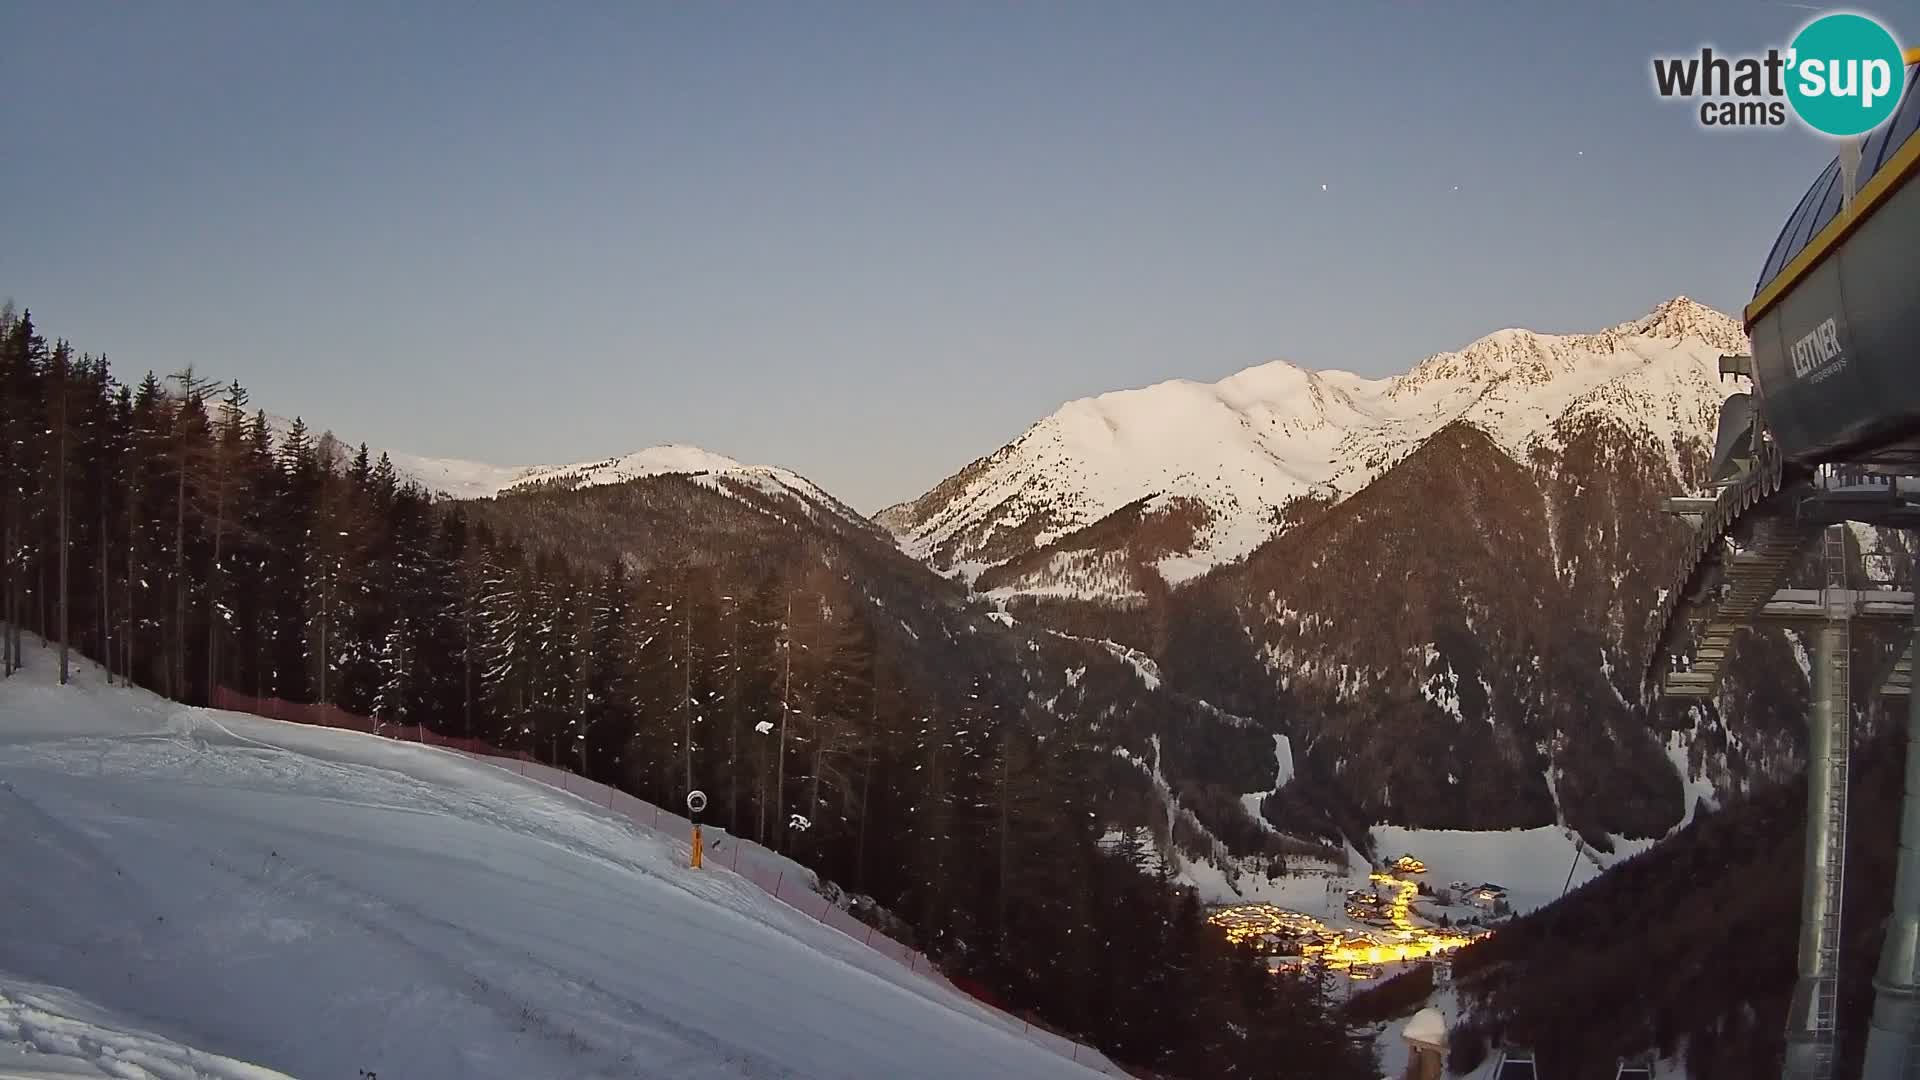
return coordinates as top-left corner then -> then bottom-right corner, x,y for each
0,305 -> 1377,1079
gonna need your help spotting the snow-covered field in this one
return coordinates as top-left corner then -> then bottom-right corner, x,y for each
1160,819 -> 1640,919
1371,825 -> 1654,916
0,658 -> 1108,1080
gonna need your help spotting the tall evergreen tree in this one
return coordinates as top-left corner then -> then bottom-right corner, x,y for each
0,304 -> 1380,1080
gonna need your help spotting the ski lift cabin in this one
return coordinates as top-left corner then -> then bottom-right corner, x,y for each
1745,58 -> 1920,468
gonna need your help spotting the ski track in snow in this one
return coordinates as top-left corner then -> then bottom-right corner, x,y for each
0,661 -> 1106,1080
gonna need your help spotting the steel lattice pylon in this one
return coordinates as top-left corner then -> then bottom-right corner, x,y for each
1812,524 -> 1852,1077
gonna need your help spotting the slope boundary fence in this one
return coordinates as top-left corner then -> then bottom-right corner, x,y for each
209,688 -> 1144,1078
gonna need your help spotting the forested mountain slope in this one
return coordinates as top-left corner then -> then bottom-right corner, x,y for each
1443,716 -> 1912,1080
887,298 -> 1910,849
0,305 -> 1375,1080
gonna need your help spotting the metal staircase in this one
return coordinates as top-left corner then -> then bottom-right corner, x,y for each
1886,643 -> 1914,698
1663,515 -> 1820,697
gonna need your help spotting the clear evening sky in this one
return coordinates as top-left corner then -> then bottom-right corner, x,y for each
4,2 -> 1900,511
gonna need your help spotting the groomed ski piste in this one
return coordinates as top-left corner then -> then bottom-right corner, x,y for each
0,655 -> 1116,1079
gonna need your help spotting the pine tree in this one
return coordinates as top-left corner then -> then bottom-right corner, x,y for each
165,368 -> 217,701
48,341 -> 74,683
0,303 -> 1388,1080
1,312 -> 49,674
582,562 -> 637,778
204,379 -> 250,698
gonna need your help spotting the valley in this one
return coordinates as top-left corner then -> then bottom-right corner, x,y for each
2,292 -> 1894,1079
353,296 -> 1776,862
15,7 -> 1918,1076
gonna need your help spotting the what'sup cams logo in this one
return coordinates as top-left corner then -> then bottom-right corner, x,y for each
1652,11 -> 1909,135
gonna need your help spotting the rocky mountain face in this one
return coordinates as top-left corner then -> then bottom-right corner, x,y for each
880,297 -> 1749,600
1163,419 -> 1700,841
884,298 -> 1867,851
390,296 -> 1885,868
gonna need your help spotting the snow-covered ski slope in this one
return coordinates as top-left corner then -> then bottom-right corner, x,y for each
0,659 -> 1112,1080
0,975 -> 295,1079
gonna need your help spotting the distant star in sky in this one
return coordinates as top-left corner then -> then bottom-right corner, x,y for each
0,1 -> 1852,512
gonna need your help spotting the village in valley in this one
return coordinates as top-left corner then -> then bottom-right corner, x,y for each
1205,852 -> 1511,986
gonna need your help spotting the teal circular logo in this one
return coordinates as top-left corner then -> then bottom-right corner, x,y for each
1786,14 -> 1906,136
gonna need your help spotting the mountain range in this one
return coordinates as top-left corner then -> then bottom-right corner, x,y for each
878,296 -> 1746,599
328,296 -> 1836,887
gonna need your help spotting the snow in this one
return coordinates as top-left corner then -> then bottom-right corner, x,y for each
521,443 -> 749,484
1373,986 -> 1464,1080
263,411 -> 862,528
1666,729 -> 1720,830
261,413 -> 541,501
1270,734 -> 1294,788
376,452 -> 543,500
1403,1006 -> 1446,1047
1420,649 -> 1465,722
1097,640 -> 1162,690
481,444 -> 862,529
889,298 -> 1745,593
0,976 -> 295,1080
1368,825 -> 1632,915
0,658 -> 1112,1080
982,549 -> 1146,604
1238,735 -> 1294,832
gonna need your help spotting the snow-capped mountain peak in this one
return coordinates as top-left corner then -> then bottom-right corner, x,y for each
260,413 -> 868,531
486,443 -> 872,529
1611,294 -> 1747,354
883,297 -> 1747,599
503,444 -> 748,491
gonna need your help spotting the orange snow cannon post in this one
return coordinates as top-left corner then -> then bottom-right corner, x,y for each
687,789 -> 708,869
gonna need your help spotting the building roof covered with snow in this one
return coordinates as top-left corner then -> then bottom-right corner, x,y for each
1404,1007 -> 1447,1049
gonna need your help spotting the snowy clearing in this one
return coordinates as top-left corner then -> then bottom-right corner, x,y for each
1369,824 -> 1649,915
0,658 -> 1108,1080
